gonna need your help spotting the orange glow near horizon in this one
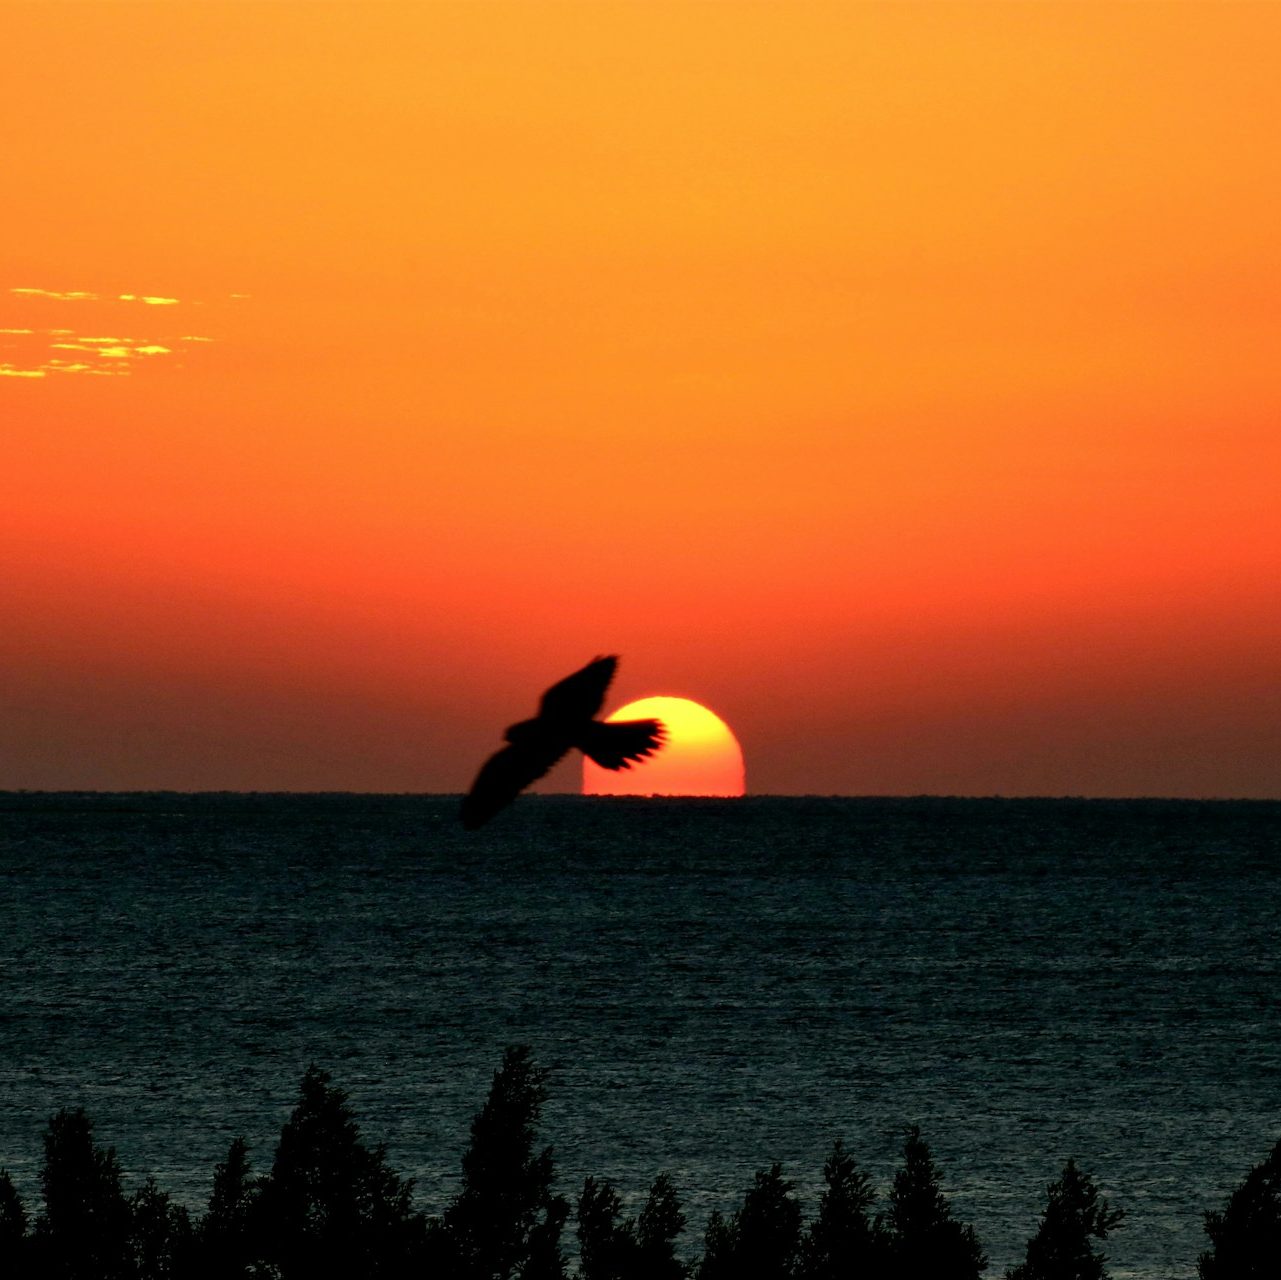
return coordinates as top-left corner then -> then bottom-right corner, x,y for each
2,3 -> 1279,795
583,699 -> 746,798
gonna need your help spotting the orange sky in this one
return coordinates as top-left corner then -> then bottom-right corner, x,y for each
2,2 -> 1278,796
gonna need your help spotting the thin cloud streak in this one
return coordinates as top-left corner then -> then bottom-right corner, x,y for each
2,287 -> 220,377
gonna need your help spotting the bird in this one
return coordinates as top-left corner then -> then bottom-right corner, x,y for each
460,656 -> 665,829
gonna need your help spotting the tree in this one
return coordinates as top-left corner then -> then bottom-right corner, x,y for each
196,1138 -> 256,1279
254,1065 -> 423,1279
32,1107 -> 134,1280
798,1140 -> 882,1280
1199,1137 -> 1281,1279
128,1178 -> 193,1280
699,1209 -> 737,1280
636,1174 -> 688,1280
878,1127 -> 985,1280
1007,1159 -> 1123,1280
0,1169 -> 30,1276
698,1164 -> 802,1280
577,1173 -> 687,1280
438,1045 -> 568,1280
578,1177 -> 634,1280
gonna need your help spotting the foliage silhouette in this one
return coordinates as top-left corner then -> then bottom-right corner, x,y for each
1198,1136 -> 1281,1279
577,1172 -> 687,1280
578,1176 -> 637,1280
194,1138 -> 255,1280
636,1174 -> 688,1280
253,1064 -> 423,1279
699,1163 -> 803,1280
33,1107 -> 134,1280
3,1052 -> 1280,1278
0,1168 -> 30,1271
878,1126 -> 986,1280
434,1044 -> 569,1279
1006,1159 -> 1123,1280
797,1140 -> 883,1280
128,1178 -> 193,1280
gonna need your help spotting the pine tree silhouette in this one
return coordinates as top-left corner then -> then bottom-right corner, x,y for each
798,1140 -> 883,1280
0,1169 -> 30,1276
32,1108 -> 134,1280
128,1177 -> 192,1280
698,1164 -> 802,1280
1199,1137 -> 1281,1279
636,1174 -> 688,1280
436,1045 -> 568,1280
1007,1159 -> 1123,1280
878,1126 -> 985,1280
254,1065 -> 423,1279
196,1138 -> 256,1279
577,1173 -> 688,1280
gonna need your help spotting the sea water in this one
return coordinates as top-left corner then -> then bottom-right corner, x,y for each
2,793 -> 1279,1277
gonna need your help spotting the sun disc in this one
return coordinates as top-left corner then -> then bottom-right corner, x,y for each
582,696 -> 746,797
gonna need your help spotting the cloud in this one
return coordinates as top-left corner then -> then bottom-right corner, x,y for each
5,287 -> 213,378
10,287 -> 98,300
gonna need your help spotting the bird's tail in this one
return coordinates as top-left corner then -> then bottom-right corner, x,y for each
580,719 -> 665,770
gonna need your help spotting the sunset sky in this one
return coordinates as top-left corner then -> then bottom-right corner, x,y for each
3,2 -> 1278,797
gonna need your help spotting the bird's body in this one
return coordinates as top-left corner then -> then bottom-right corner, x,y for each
460,656 -> 664,829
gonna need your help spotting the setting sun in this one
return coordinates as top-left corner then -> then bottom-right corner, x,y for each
582,697 -> 745,798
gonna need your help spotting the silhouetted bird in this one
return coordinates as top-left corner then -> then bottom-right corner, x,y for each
460,656 -> 665,829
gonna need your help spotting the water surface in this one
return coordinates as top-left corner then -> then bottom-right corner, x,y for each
3,793 -> 1279,1277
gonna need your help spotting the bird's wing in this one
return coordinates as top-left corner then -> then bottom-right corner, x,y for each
537,655 -> 617,721
459,739 -> 568,830
580,719 -> 666,770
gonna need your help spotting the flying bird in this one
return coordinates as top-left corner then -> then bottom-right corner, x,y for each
460,656 -> 665,829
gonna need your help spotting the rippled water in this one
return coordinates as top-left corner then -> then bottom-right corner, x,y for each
3,793 -> 1280,1277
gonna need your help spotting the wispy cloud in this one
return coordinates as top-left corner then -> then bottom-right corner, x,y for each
2,286 -> 223,379
10,287 -> 99,300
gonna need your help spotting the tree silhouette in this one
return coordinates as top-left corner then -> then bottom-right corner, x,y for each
128,1177 -> 192,1280
254,1065 -> 423,1279
578,1176 -> 636,1280
0,1169 -> 29,1275
1007,1159 -> 1123,1280
1199,1137 -> 1281,1279
195,1137 -> 256,1279
798,1140 -> 882,1280
436,1045 -> 568,1280
32,1107 -> 134,1280
878,1126 -> 985,1280
577,1173 -> 687,1280
699,1163 -> 803,1280
636,1174 -> 688,1280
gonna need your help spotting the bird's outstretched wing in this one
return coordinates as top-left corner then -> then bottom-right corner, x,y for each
538,655 -> 617,722
460,737 -> 567,830
580,719 -> 666,769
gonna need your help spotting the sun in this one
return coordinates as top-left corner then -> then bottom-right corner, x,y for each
582,696 -> 746,797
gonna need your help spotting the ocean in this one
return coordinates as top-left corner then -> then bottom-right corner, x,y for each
2,793 -> 1279,1277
